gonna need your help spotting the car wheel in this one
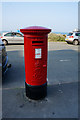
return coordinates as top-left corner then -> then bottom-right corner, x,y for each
2,40 -> 8,45
73,40 -> 79,45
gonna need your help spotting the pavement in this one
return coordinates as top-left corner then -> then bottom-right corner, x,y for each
2,42 -> 78,118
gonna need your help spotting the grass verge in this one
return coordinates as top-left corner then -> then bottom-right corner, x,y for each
48,33 -> 66,42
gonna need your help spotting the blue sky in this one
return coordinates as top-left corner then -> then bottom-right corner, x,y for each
2,2 -> 78,32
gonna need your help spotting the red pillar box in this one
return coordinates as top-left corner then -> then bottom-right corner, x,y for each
20,26 -> 51,100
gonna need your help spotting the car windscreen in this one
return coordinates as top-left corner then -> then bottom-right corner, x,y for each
75,33 -> 80,36
4,33 -> 13,36
67,33 -> 73,36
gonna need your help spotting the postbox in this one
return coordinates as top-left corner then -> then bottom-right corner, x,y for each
20,26 -> 51,100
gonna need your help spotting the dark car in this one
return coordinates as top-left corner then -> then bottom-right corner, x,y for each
0,38 -> 11,76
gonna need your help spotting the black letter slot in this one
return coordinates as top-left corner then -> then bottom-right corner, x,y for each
32,41 -> 43,44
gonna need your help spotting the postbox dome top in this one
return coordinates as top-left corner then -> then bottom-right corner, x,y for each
22,26 -> 50,30
20,26 -> 51,35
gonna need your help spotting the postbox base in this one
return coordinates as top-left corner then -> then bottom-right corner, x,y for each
25,82 -> 47,100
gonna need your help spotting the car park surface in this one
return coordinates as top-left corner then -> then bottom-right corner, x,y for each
2,42 -> 78,118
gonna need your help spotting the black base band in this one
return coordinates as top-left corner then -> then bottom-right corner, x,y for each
25,82 -> 47,100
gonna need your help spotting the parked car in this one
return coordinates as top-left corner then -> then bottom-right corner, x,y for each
65,31 -> 80,45
0,38 -> 11,76
1,32 -> 24,45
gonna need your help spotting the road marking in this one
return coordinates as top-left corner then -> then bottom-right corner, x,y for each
59,59 -> 71,62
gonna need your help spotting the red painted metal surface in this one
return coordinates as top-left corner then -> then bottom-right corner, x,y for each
20,26 -> 51,86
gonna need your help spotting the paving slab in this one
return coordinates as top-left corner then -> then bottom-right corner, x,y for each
2,82 -> 78,118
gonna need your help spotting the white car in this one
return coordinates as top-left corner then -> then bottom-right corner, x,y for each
65,31 -> 80,45
1,32 -> 24,45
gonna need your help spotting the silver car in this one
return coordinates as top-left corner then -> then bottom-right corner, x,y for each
1,32 -> 24,45
65,31 -> 80,45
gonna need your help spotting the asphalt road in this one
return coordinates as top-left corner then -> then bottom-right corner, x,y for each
2,42 -> 78,118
